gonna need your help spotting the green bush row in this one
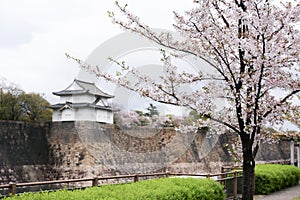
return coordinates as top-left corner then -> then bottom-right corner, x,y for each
255,164 -> 300,195
4,178 -> 225,200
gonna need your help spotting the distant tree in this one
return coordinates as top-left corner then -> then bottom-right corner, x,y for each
0,89 -> 23,121
145,103 -> 159,117
0,78 -> 52,122
0,77 -> 24,120
134,110 -> 144,116
19,93 -> 52,122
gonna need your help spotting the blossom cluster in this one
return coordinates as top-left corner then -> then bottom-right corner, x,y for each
71,1 -> 300,164
113,110 -> 182,128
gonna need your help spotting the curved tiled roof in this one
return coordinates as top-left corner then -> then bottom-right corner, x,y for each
53,79 -> 114,98
50,102 -> 117,111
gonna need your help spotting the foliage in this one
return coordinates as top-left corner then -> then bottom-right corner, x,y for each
114,110 -> 182,128
3,178 -> 225,200
114,104 -> 216,129
113,103 -> 181,128
145,103 -> 159,117
19,93 -> 52,121
0,89 -> 23,121
255,164 -> 300,195
0,81 -> 52,122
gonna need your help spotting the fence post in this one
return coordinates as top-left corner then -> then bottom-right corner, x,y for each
220,167 -> 225,182
165,172 -> 170,178
92,177 -> 98,187
206,174 -> 210,179
233,171 -> 238,199
8,183 -> 16,195
134,175 -> 139,182
221,166 -> 224,174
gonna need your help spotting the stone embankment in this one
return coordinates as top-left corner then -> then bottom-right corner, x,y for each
0,121 -> 291,184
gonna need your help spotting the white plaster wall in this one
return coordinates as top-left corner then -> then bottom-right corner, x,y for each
107,111 -> 113,124
74,94 -> 95,103
96,110 -> 113,124
60,96 -> 73,103
75,108 -> 96,121
52,106 -> 113,123
61,109 -> 75,121
52,110 -> 62,121
60,94 -> 95,104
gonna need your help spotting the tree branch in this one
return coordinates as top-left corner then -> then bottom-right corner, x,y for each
263,89 -> 300,118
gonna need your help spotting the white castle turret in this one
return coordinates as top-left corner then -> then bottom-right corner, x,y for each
51,79 -> 115,123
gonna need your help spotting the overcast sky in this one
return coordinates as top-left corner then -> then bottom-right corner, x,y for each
0,0 -> 195,103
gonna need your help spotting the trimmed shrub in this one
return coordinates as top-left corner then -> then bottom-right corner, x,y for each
4,178 -> 225,200
255,164 -> 300,195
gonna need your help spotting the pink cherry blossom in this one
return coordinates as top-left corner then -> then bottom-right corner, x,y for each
70,1 -> 300,199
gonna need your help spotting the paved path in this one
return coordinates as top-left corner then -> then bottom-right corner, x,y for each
254,184 -> 300,200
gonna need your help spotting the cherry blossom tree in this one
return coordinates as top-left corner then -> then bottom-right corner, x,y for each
287,95 -> 300,129
71,1 -> 300,199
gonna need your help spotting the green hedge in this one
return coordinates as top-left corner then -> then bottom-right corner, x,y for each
255,164 -> 300,195
4,178 -> 225,200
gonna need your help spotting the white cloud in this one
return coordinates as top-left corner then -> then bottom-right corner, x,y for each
0,0 -> 195,103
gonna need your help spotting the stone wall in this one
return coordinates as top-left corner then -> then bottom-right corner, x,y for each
0,121 -> 291,185
0,121 -> 53,184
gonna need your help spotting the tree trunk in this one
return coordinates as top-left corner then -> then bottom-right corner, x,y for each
242,147 -> 255,200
